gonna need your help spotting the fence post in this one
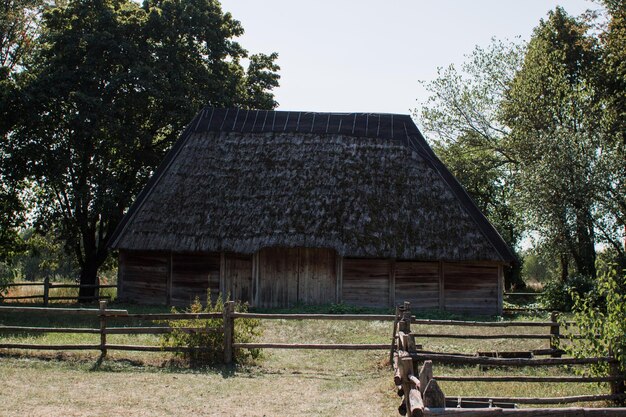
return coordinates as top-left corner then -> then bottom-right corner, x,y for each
43,276 -> 50,307
99,300 -> 107,359
223,300 -> 235,364
609,348 -> 625,405
390,305 -> 400,367
550,311 -> 561,358
399,301 -> 412,333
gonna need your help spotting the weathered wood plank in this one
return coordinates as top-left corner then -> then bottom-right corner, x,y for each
342,258 -> 390,308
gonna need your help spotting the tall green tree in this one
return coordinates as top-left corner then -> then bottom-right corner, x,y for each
502,7 -> 603,280
416,39 -> 525,288
0,0 -> 42,263
596,0 -> 626,266
4,0 -> 279,297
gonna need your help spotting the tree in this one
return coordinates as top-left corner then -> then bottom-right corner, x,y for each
0,0 -> 42,264
596,0 -> 626,267
416,39 -> 525,289
0,0 -> 41,76
4,0 -> 280,298
502,7 -> 603,280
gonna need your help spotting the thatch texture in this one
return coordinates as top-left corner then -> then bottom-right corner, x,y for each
111,109 -> 514,262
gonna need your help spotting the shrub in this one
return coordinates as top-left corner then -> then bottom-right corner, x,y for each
160,295 -> 262,367
539,273 -> 595,311
562,265 -> 625,395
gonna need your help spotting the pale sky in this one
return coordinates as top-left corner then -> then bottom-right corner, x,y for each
219,0 -> 597,115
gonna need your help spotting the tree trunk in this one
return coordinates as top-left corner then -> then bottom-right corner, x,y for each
504,263 -> 525,291
560,255 -> 569,282
573,210 -> 596,279
78,258 -> 99,300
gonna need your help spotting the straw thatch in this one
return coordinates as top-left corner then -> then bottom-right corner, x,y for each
110,108 -> 514,262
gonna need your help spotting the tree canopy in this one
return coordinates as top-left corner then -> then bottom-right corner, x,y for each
1,0 -> 280,295
418,3 -> 625,287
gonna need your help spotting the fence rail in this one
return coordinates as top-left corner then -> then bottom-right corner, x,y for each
0,303 -> 223,356
2,279 -> 116,305
391,301 -> 626,416
2,301 -> 626,414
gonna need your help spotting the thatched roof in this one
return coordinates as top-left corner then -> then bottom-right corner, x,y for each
110,108 -> 515,262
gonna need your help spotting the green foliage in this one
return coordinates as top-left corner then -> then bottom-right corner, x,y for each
8,228 -> 79,282
502,7 -> 609,280
539,273 -> 595,312
521,249 -> 556,284
563,265 -> 626,377
416,39 -> 525,289
2,0 -> 280,294
0,0 -> 42,77
160,296 -> 262,367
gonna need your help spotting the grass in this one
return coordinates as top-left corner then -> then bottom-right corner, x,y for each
3,280 -> 117,303
0,301 -> 617,416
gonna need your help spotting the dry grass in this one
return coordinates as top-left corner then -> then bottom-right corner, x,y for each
0,305 -> 615,416
3,281 -> 117,303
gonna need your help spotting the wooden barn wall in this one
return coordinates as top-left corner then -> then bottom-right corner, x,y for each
342,258 -> 390,308
257,247 -> 336,308
170,252 -> 220,307
119,249 -> 502,313
298,248 -> 336,304
394,261 -> 440,310
223,252 -> 253,304
341,258 -> 501,313
119,250 -> 168,305
442,263 -> 499,315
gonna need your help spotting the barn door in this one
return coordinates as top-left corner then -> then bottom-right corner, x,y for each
297,248 -> 336,305
257,247 -> 337,307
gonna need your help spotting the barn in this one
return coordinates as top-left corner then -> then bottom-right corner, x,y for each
109,108 -> 516,314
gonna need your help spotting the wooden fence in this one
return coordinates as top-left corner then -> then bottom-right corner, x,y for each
1,278 -> 116,305
3,300 -> 626,414
0,302 -> 612,363
0,302 -> 397,363
392,302 -> 626,416
0,302 -> 223,358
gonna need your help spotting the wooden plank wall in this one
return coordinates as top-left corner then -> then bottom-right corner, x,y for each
257,247 -> 336,308
394,261 -> 439,310
341,258 -> 501,313
342,258 -> 389,308
297,248 -> 336,304
118,251 -> 168,305
119,249 -> 503,314
170,253 -> 220,307
258,247 -> 299,308
223,252 -> 253,304
443,263 -> 499,315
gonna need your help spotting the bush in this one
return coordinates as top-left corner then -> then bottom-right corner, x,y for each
539,273 -> 595,311
160,295 -> 262,367
563,265 -> 625,385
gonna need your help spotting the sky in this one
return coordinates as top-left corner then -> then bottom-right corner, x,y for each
219,0 -> 598,115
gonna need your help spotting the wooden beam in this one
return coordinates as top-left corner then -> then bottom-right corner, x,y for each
408,352 -> 617,366
497,264 -> 504,315
445,394 -> 626,405
252,251 -> 260,307
335,254 -> 343,303
423,380 -> 446,408
438,261 -> 445,312
389,258 -> 396,308
166,252 -> 173,306
233,342 -> 389,350
118,251 -> 125,301
423,407 -> 626,416
219,251 -> 226,300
